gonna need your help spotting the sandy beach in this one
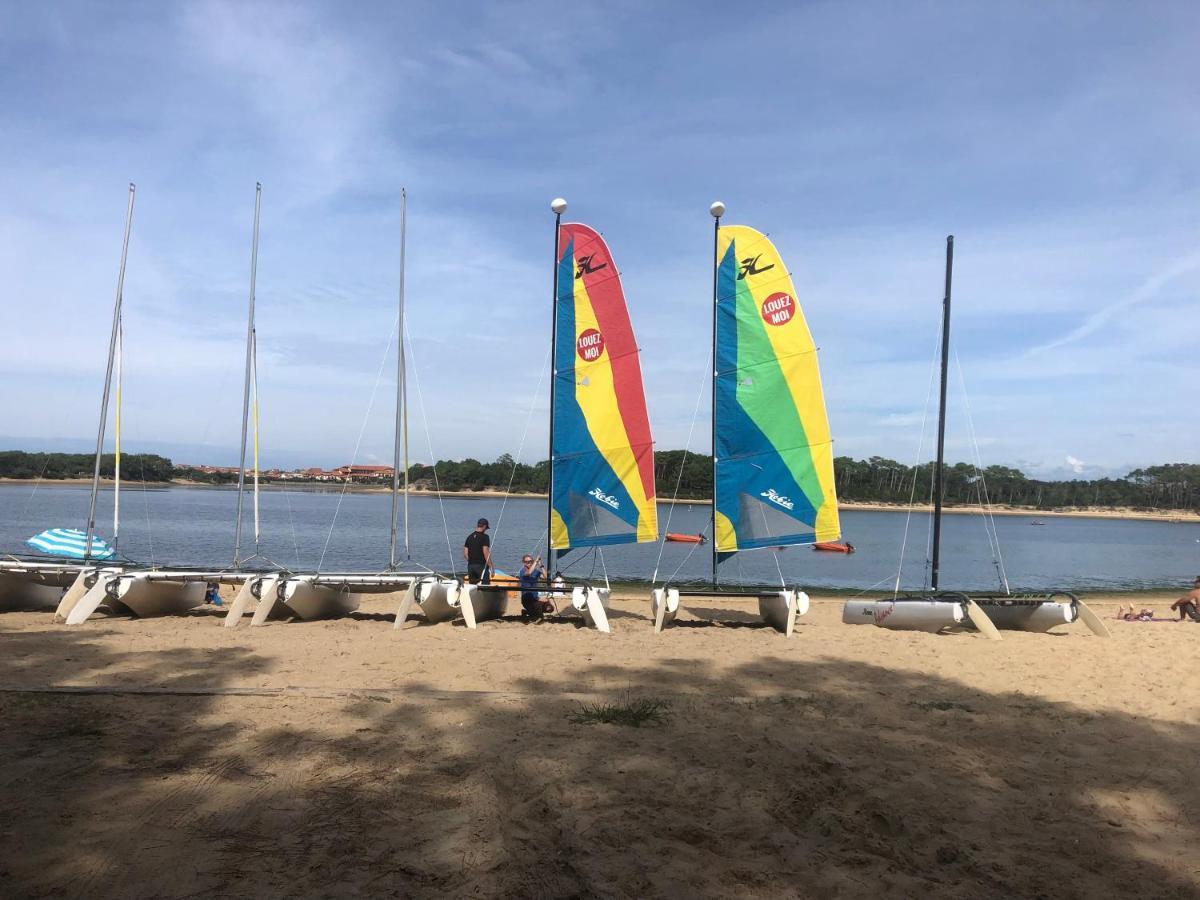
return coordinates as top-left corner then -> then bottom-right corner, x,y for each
1,592 -> 1196,898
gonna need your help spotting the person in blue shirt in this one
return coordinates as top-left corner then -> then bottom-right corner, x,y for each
518,553 -> 549,621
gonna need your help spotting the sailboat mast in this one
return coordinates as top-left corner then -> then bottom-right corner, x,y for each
233,182 -> 262,568
547,198 -> 567,578
389,188 -> 408,568
930,234 -> 954,591
113,314 -> 122,551
709,201 -> 725,587
85,183 -> 135,562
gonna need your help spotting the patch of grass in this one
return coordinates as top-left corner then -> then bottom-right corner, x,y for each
568,697 -> 670,728
60,720 -> 106,738
909,699 -> 974,713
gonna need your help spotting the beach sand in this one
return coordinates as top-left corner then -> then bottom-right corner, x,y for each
1,593 -> 1196,898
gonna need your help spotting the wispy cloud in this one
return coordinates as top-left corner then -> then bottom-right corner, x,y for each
1026,251 -> 1200,355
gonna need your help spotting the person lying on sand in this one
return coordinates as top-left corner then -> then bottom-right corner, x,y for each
1116,603 -> 1155,621
1170,576 -> 1200,622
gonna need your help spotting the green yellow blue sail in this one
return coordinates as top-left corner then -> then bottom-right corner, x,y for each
551,223 -> 657,550
714,225 -> 840,554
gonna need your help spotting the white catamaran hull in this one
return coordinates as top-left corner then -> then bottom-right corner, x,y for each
650,588 -> 680,632
975,601 -> 1074,633
0,572 -> 62,611
453,583 -> 508,628
571,586 -> 611,633
65,572 -> 204,624
275,579 -> 360,622
758,590 -> 808,636
843,599 -> 965,632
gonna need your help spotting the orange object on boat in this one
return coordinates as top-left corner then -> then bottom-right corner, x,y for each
813,541 -> 855,553
665,533 -> 706,544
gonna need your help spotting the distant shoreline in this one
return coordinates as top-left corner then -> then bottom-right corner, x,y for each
4,477 -> 1199,523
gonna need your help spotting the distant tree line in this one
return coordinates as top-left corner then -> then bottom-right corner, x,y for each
0,451 -> 173,482
5,449 -> 1199,512
833,457 -> 1200,511
408,452 -> 1200,511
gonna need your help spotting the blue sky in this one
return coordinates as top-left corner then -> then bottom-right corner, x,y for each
1,1 -> 1197,479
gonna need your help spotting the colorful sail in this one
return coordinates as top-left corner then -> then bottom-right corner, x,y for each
714,225 -> 840,554
551,223 -> 657,549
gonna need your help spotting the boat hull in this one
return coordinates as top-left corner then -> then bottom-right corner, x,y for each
758,590 -> 808,634
280,580 -> 360,621
844,598 -> 965,632
975,600 -> 1075,632
0,572 -> 62,611
650,587 -> 680,631
571,586 -> 611,631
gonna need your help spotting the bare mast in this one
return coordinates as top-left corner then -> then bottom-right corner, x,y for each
233,183 -> 262,568
389,188 -> 410,567
709,200 -> 725,586
84,183 -> 136,561
930,235 -> 954,591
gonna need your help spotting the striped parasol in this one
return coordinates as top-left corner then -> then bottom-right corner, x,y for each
25,528 -> 116,560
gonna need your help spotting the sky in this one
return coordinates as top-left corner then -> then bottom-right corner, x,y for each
1,1 -> 1197,480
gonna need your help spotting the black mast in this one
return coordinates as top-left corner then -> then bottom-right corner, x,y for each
709,201 -> 725,587
547,198 -> 567,578
930,235 -> 954,591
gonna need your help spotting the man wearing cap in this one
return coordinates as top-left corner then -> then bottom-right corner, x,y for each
464,518 -> 493,585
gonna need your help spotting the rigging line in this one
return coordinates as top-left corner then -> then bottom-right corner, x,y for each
401,323 -> 456,575
663,519 -> 712,586
13,452 -> 52,531
318,311 -> 399,572
953,350 -> 1010,594
138,457 -> 156,566
489,343 -> 551,556
895,312 -> 944,598
853,574 -> 907,598
651,345 -> 712,583
283,486 -> 302,570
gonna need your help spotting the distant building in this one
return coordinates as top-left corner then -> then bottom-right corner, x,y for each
331,464 -> 395,483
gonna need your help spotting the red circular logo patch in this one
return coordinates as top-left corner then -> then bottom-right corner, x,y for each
577,328 -> 605,361
760,292 -> 795,326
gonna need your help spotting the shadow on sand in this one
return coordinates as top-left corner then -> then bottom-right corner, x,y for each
0,626 -> 1197,898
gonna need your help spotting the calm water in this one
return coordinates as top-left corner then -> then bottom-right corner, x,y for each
2,483 -> 1198,591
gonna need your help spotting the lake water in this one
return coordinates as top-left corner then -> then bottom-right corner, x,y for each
2,483 -> 1198,592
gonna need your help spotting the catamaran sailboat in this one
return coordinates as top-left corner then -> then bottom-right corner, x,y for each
651,202 -> 840,635
841,237 -> 1109,638
417,199 -> 661,633
0,184 -> 205,622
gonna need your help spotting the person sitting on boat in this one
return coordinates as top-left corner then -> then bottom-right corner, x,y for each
463,518 -> 492,585
518,554 -> 550,621
1170,577 -> 1200,622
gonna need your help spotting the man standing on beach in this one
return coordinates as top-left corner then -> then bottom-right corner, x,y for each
464,518 -> 492,585
1170,576 -> 1200,622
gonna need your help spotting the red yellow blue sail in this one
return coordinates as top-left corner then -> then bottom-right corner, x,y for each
551,223 -> 657,549
714,225 -> 840,554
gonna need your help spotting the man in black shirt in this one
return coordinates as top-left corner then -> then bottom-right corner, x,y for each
463,518 -> 492,584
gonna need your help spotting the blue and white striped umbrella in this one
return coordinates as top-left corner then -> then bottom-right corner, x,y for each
26,528 -> 116,560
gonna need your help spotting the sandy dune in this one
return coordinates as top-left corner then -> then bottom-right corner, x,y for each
0,593 -> 1196,898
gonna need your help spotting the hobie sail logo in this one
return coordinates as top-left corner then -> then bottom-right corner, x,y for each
577,328 -> 605,362
760,292 -> 795,326
589,487 -> 620,510
738,254 -> 775,280
575,254 -> 607,279
760,488 -> 795,510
